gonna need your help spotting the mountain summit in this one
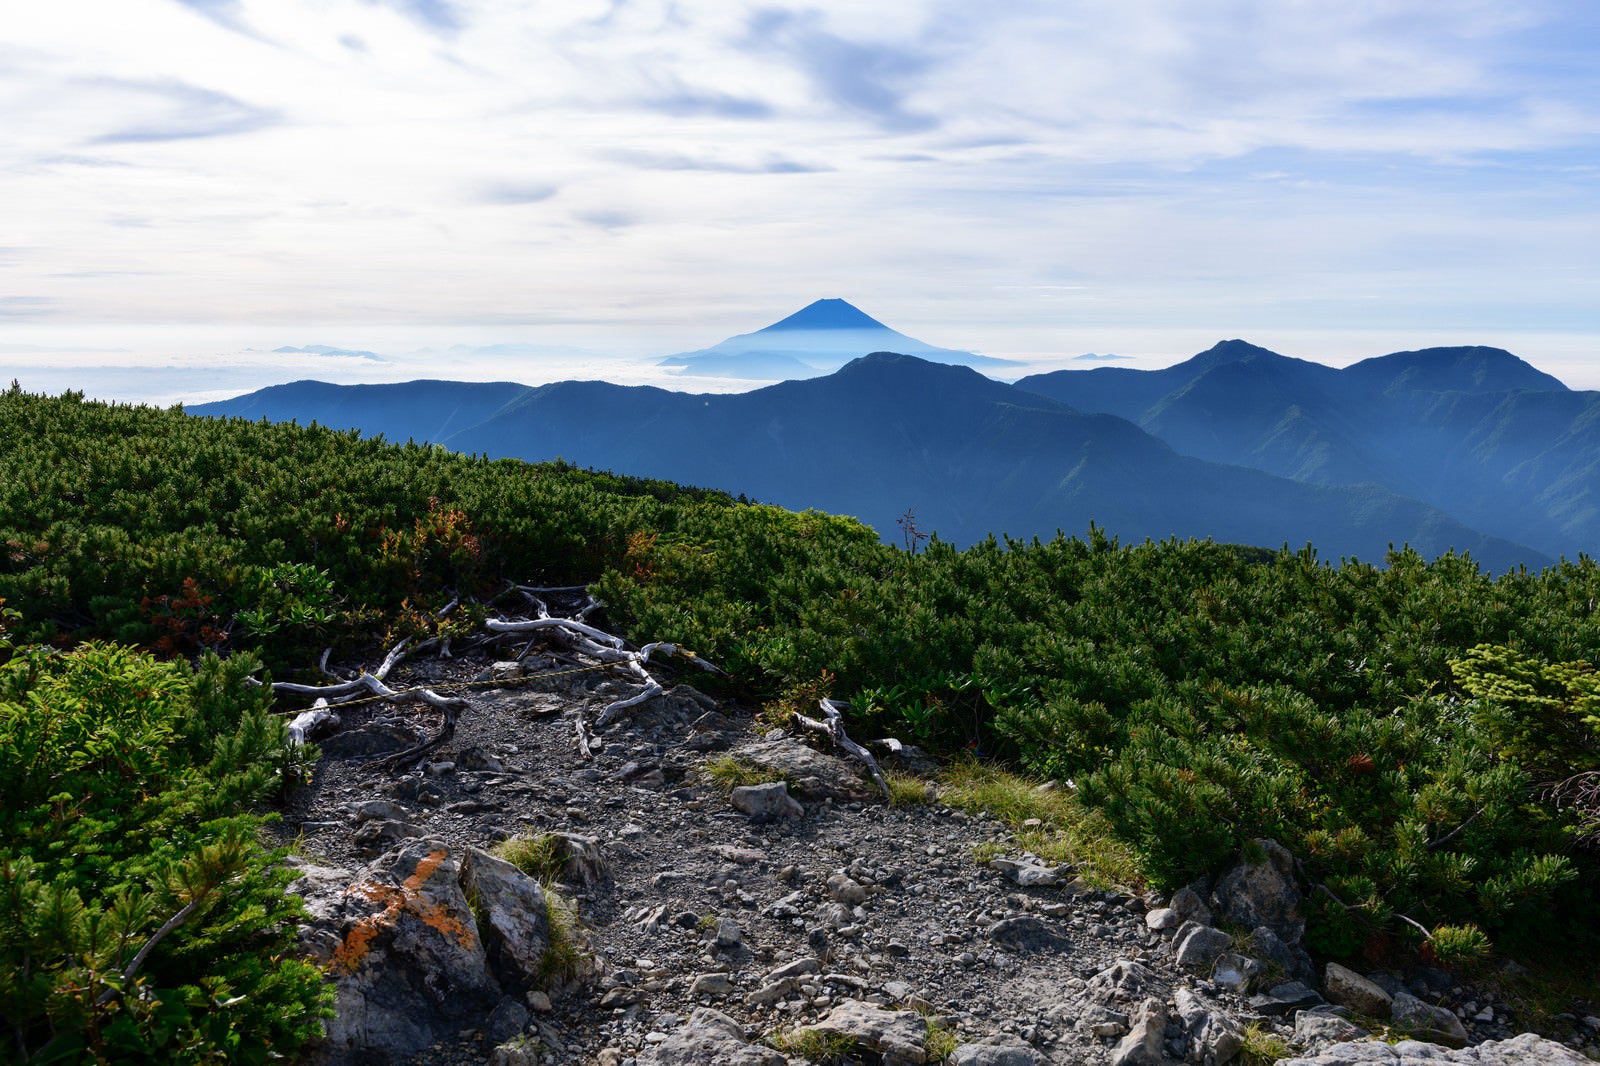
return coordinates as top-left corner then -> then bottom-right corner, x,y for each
757,298 -> 891,332
658,299 -> 1020,380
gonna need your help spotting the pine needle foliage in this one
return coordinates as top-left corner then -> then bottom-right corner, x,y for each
0,636 -> 330,1063
5,389 -> 1600,964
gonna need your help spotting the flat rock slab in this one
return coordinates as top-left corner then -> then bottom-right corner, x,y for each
731,738 -> 878,801
949,1040 -> 1048,1065
318,723 -> 422,757
798,999 -> 928,1066
1276,1032 -> 1594,1065
985,916 -> 1071,954
636,1007 -> 784,1066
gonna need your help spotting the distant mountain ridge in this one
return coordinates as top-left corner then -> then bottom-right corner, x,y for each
1015,341 -> 1596,559
658,298 -> 1021,379
194,355 -> 1557,570
190,302 -> 1600,567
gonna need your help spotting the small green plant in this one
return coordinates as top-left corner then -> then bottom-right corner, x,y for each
696,912 -> 719,931
767,1028 -> 857,1063
493,1033 -> 543,1058
759,670 -> 835,732
537,891 -> 587,989
493,832 -> 567,884
886,770 -> 934,807
701,755 -> 781,792
1239,1021 -> 1292,1065
923,1015 -> 960,1061
1428,923 -> 1493,967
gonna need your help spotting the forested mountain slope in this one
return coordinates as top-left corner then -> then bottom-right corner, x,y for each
1017,342 -> 1599,559
194,353 -> 1547,569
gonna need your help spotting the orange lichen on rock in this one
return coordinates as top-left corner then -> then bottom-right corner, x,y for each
329,848 -> 478,975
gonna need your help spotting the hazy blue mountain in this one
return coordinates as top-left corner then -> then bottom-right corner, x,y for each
658,298 -> 1021,378
1340,345 -> 1568,396
1016,341 -> 1598,559
194,353 -> 1546,568
190,379 -> 529,444
271,344 -> 385,361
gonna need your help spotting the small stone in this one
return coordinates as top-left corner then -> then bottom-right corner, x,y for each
1212,951 -> 1263,993
689,973 -> 735,997
1143,907 -> 1181,931
1174,923 -> 1234,971
729,781 -> 804,822
1323,962 -> 1393,1019
1390,991 -> 1469,1048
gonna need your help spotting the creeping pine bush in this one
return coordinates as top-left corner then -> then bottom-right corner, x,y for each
0,634 -> 330,1064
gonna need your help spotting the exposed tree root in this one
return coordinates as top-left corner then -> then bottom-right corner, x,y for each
272,590 -> 721,765
794,697 -> 891,799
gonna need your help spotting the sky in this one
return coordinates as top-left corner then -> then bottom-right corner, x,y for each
3,0 -> 1599,403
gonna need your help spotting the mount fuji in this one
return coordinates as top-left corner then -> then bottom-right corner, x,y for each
657,298 -> 1020,379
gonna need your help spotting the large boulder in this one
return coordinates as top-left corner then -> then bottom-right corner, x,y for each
461,848 -> 551,988
1390,992 -> 1469,1048
1110,998 -> 1168,1066
1174,922 -> 1235,972
314,840 -> 502,1057
1175,987 -> 1244,1064
1210,838 -> 1305,945
730,781 -> 804,821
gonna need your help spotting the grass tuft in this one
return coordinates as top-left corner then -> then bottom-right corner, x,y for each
939,758 -> 1143,890
766,1028 -> 857,1064
1239,1021 -> 1292,1065
701,755 -> 782,792
537,890 -> 587,989
492,832 -> 566,884
922,1015 -> 960,1062
886,770 -> 935,807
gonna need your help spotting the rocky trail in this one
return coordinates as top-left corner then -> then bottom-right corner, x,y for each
273,643 -> 1600,1066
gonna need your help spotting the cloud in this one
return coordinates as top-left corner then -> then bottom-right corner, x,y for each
605,148 -> 828,174
476,181 -> 561,205
0,297 -> 56,319
88,78 -> 277,143
743,8 -> 938,132
272,344 -> 386,361
369,0 -> 462,33
576,209 -> 637,230
640,87 -> 775,120
170,0 -> 257,37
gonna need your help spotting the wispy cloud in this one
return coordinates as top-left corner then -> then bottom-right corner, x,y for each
0,297 -> 57,318
170,0 -> 258,37
370,0 -> 463,34
87,78 -> 277,143
744,8 -> 937,132
605,148 -> 827,174
576,209 -> 637,230
639,86 -> 775,120
476,181 -> 561,205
